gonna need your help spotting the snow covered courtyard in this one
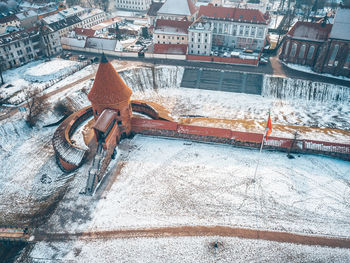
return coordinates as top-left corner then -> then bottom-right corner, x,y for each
27,135 -> 350,262
0,60 -> 349,261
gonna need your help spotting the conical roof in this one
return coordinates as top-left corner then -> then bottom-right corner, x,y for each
88,54 -> 132,105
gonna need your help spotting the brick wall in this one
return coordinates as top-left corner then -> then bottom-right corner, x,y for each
186,54 -> 258,66
131,118 -> 350,161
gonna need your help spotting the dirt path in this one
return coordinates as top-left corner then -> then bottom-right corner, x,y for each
34,225 -> 350,249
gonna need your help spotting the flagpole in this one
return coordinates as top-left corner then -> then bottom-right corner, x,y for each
253,129 -> 267,183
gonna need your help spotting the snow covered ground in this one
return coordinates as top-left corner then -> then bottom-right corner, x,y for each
0,58 -> 86,105
40,135 -> 350,237
285,62 -> 350,82
0,61 -> 348,261
29,236 -> 350,262
26,135 -> 350,261
122,66 -> 350,143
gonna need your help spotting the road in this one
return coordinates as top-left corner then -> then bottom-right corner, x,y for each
33,225 -> 350,249
72,50 -> 350,87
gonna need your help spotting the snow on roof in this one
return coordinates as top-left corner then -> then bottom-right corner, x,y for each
85,37 -> 122,52
59,6 -> 86,18
88,54 -> 132,105
94,109 -> 117,133
288,21 -> 332,42
74,27 -> 96,37
198,4 -> 268,24
42,13 -> 64,24
329,7 -> 350,41
16,10 -> 38,20
154,19 -> 192,35
78,8 -> 104,20
61,37 -> 86,48
91,17 -> 121,31
0,14 -> 19,24
157,0 -> 197,16
147,2 -> 164,17
153,43 -> 187,54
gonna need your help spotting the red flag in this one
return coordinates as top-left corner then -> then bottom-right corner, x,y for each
265,113 -> 272,139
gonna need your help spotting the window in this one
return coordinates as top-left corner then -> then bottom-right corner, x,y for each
299,44 -> 306,58
290,43 -> 297,57
284,41 -> 290,55
328,44 -> 339,66
198,45 -> 200,48
344,51 -> 350,68
307,45 -> 315,60
182,37 -> 184,40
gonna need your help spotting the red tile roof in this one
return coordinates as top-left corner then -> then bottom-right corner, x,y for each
88,54 -> 132,105
288,21 -> 332,41
153,43 -> 187,54
93,109 -> 117,133
187,0 -> 197,16
155,19 -> 193,34
198,5 -> 268,24
74,27 -> 96,37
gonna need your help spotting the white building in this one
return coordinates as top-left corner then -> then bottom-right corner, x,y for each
191,5 -> 269,51
115,0 -> 152,11
156,0 -> 197,21
188,19 -> 212,55
153,19 -> 192,45
0,27 -> 61,70
43,6 -> 107,37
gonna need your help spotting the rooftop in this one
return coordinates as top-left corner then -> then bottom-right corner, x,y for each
147,2 -> 164,17
329,7 -> 350,41
154,19 -> 193,35
198,4 -> 268,24
94,109 -> 117,133
74,27 -> 96,37
88,54 -> 132,105
153,43 -> 187,54
288,21 -> 332,42
157,0 -> 197,16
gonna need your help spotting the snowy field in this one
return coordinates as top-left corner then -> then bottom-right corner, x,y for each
40,135 -> 350,237
125,66 -> 350,143
29,236 -> 350,262
0,61 -> 349,261
0,58 -> 87,105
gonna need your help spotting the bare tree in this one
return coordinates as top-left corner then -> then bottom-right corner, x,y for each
25,88 -> 49,127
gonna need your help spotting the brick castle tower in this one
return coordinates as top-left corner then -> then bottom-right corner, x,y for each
88,54 -> 133,137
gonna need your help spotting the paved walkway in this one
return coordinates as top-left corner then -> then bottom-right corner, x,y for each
34,226 -> 350,249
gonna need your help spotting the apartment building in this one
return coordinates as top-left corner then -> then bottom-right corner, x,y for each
0,26 -> 61,70
115,0 -> 152,11
190,4 -> 269,53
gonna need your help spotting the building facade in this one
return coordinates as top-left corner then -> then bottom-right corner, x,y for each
279,21 -> 332,67
156,0 -> 197,21
188,5 -> 269,53
313,6 -> 350,77
188,19 -> 212,56
280,6 -> 350,78
153,19 -> 192,45
0,27 -> 61,70
43,6 -> 107,37
115,0 -> 152,11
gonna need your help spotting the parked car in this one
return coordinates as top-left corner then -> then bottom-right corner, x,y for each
64,52 -> 72,59
78,55 -> 87,60
259,57 -> 269,65
243,49 -> 254,53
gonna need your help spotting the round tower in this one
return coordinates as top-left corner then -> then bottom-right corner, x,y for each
88,54 -> 133,137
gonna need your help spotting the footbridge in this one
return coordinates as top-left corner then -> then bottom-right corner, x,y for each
0,226 -> 32,242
